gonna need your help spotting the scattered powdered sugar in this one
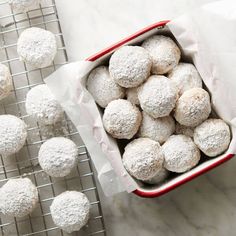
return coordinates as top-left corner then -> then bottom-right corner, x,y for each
175,123 -> 194,138
122,138 -> 164,181
126,87 -> 140,105
87,66 -> 125,108
0,178 -> 38,217
163,135 -> 200,173
143,167 -> 169,185
174,88 -> 211,127
9,0 -> 41,12
0,115 -> 27,156
138,75 -> 178,118
38,137 -> 78,177
50,191 -> 90,233
142,35 -> 181,74
194,119 -> 231,157
0,63 -> 12,100
138,112 -> 175,144
103,99 -> 142,139
17,27 -> 57,68
168,62 -> 202,95
25,84 -> 64,125
109,46 -> 152,88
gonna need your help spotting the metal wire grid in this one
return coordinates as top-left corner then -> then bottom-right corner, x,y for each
0,1 -> 106,235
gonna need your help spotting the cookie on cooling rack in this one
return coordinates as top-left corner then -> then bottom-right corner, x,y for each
50,191 -> 90,233
0,115 -> 27,156
25,84 -> 63,125
17,27 -> 57,68
38,137 -> 78,177
0,63 -> 12,100
0,178 -> 39,217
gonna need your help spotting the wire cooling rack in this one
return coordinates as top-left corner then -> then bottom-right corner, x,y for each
0,0 -> 106,235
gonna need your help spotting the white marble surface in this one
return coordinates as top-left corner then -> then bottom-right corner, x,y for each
54,1 -> 236,235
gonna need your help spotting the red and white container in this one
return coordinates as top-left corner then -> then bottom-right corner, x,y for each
85,21 -> 234,198
46,13 -> 236,198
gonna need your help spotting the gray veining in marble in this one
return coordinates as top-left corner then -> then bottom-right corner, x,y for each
55,0 -> 236,235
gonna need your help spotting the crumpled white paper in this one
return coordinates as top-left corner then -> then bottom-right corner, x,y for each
168,0 -> 236,154
45,0 -> 236,196
44,61 -> 138,196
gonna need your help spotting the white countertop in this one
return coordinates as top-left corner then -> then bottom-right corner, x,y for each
55,1 -> 236,235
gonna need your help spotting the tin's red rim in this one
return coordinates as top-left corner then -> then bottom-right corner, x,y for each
86,20 -> 169,62
133,154 -> 234,198
85,20 -> 235,198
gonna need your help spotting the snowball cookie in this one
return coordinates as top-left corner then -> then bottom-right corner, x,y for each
194,119 -> 231,157
38,137 -> 78,177
174,88 -> 211,127
50,191 -> 90,233
138,112 -> 175,144
87,66 -> 125,108
126,87 -> 139,105
103,99 -> 142,139
25,84 -> 63,125
163,135 -> 200,173
0,63 -> 12,100
138,75 -> 178,118
122,138 -> 164,181
17,27 -> 57,68
175,123 -> 194,138
142,35 -> 181,74
109,46 -> 152,88
0,115 -> 27,156
168,63 -> 202,95
144,167 -> 169,185
0,178 -> 38,217
9,0 -> 41,12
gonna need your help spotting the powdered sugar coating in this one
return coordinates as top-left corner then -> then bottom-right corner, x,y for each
0,178 -> 38,217
17,27 -> 57,68
0,63 -> 12,100
50,191 -> 90,233
174,88 -> 211,127
87,66 -> 125,108
25,84 -> 63,125
175,123 -> 194,138
109,46 -> 152,88
194,119 -> 231,157
138,75 -> 178,118
9,0 -> 41,12
163,135 -> 200,173
138,112 -> 175,144
168,63 -> 202,95
143,167 -> 169,185
38,137 -> 78,177
103,99 -> 142,139
126,87 -> 139,105
142,35 -> 181,74
123,138 -> 164,181
0,115 -> 27,156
